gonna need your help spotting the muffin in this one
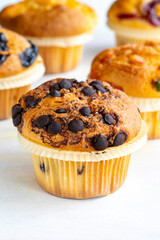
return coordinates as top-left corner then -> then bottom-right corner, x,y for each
12,78 -> 147,199
0,27 -> 45,120
90,42 -> 160,139
0,0 -> 98,74
107,0 -> 160,45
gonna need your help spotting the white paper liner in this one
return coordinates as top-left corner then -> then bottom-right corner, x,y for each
0,56 -> 45,90
17,120 -> 147,162
129,96 -> 160,112
25,33 -> 93,47
107,20 -> 160,41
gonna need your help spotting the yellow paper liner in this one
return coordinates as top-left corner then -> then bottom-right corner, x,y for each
141,111 -> 160,139
0,56 -> 45,90
32,154 -> 131,199
129,96 -> 160,112
0,85 -> 30,119
18,120 -> 147,162
108,20 -> 160,44
18,120 -> 147,199
26,33 -> 93,47
38,45 -> 83,74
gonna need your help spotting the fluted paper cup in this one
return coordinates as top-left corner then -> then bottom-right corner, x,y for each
130,96 -> 160,139
26,33 -> 92,74
18,120 -> 147,199
107,20 -> 160,45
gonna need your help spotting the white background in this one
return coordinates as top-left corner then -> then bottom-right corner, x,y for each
0,1 -> 160,240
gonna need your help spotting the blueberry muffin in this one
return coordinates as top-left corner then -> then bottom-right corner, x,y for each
108,0 -> 160,45
12,78 -> 147,199
0,0 -> 98,73
90,42 -> 160,139
0,27 -> 45,120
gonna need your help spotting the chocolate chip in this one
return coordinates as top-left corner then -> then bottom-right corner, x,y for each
79,107 -> 91,117
72,79 -> 79,87
50,89 -> 61,97
90,81 -> 106,93
0,32 -> 7,43
0,32 -> 9,51
93,134 -> 108,151
50,83 -> 60,91
77,166 -> 85,175
55,108 -> 67,113
25,96 -> 41,108
113,132 -> 127,146
68,119 -> 84,132
0,54 -> 9,65
103,113 -> 115,125
36,115 -> 50,128
81,87 -> 96,96
155,78 -> 160,91
48,121 -> 61,134
12,104 -> 23,119
40,163 -> 45,172
19,40 -> 38,68
90,80 -> 103,87
13,113 -> 21,127
59,79 -> 72,90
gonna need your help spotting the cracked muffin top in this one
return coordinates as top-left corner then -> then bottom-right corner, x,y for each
0,0 -> 98,37
108,0 -> 160,30
0,27 -> 41,78
90,43 -> 160,98
12,78 -> 141,152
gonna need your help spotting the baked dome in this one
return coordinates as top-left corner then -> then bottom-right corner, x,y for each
90,43 -> 160,98
0,27 -> 41,78
0,0 -> 98,37
108,0 -> 160,30
12,78 -> 141,152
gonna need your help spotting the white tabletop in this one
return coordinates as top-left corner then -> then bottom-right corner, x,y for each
1,1 -> 160,240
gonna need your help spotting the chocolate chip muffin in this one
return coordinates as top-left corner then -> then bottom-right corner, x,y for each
0,0 -> 98,73
90,42 -> 160,139
0,27 -> 45,120
108,0 -> 160,45
14,78 -> 147,199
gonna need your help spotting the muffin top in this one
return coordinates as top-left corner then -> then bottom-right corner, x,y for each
108,0 -> 160,30
90,43 -> 160,98
12,78 -> 141,152
0,27 -> 40,78
0,0 -> 98,37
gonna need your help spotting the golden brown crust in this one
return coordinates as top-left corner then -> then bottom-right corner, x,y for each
0,0 -> 98,37
14,78 -> 141,152
90,43 -> 160,98
108,0 -> 160,30
0,27 -> 40,77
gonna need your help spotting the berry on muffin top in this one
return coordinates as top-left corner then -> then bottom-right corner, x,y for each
108,0 -> 160,29
0,27 -> 40,78
12,78 -> 141,151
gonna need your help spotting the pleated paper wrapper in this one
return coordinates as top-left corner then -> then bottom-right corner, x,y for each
17,121 -> 147,199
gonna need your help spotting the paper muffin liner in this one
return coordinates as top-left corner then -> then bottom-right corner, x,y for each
26,33 -> 93,47
108,20 -> 160,45
38,45 -> 83,74
129,96 -> 160,113
31,153 -> 131,199
25,33 -> 92,74
129,96 -> 160,139
17,121 -> 147,199
18,120 -> 147,162
0,85 -> 30,120
0,56 -> 45,90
